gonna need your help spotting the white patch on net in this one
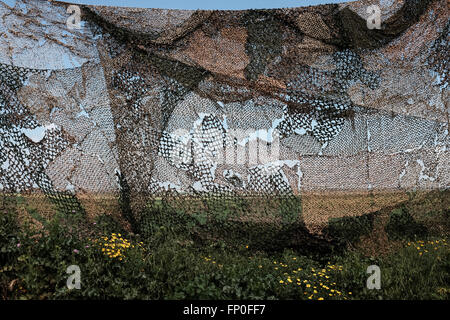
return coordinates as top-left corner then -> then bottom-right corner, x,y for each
318,141 -> 328,156
96,154 -> 104,164
21,123 -> 58,143
1,0 -> 16,8
192,181 -> 205,192
294,127 -> 307,135
398,160 -> 409,183
237,116 -> 285,146
76,103 -> 90,118
1,159 -> 9,170
65,182 -> 76,193
416,159 -> 436,182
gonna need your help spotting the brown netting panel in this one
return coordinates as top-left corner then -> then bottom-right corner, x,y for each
0,0 -> 448,249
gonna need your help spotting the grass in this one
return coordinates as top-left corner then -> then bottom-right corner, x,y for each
0,191 -> 449,300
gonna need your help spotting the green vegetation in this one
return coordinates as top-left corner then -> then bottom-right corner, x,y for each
385,207 -> 428,240
324,213 -> 375,245
1,198 -> 449,300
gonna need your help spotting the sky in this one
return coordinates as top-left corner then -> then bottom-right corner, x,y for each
2,0 -> 351,10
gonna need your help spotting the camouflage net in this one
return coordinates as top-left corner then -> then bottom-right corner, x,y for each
0,0 -> 448,250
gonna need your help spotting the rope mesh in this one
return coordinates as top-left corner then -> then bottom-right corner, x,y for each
0,0 -> 448,249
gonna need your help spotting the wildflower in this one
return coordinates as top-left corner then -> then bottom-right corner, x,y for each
73,249 -> 79,254
17,243 -> 21,248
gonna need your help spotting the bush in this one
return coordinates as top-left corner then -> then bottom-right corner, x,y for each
385,207 -> 428,240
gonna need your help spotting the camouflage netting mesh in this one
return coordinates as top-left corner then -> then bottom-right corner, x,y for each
0,0 -> 448,250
